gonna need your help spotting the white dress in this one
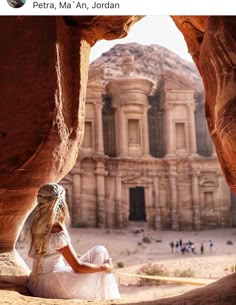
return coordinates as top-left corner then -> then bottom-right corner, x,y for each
27,231 -> 120,300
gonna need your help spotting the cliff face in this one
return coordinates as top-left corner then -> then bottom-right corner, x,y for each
173,16 -> 236,195
90,42 -> 203,92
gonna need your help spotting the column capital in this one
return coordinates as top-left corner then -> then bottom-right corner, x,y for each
163,103 -> 172,111
186,103 -> 196,111
149,172 -> 160,178
168,159 -> 177,165
168,160 -> 177,174
95,169 -> 108,176
169,173 -> 177,180
116,172 -> 123,178
91,100 -> 104,109
191,168 -> 201,177
71,167 -> 83,175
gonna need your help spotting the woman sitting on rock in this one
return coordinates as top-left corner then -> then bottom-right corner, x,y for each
27,183 -> 120,300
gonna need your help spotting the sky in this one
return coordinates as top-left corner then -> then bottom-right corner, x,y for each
90,16 -> 193,63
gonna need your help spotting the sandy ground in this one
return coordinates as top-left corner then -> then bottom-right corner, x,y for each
17,227 -> 236,302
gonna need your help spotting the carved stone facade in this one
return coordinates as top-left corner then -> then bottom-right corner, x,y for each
61,51 -> 233,231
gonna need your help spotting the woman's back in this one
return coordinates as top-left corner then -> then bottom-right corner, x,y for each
29,231 -> 70,275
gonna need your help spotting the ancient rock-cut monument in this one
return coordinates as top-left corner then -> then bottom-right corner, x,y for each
61,44 -> 234,230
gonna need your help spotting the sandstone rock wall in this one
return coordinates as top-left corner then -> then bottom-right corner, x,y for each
0,15 -> 141,290
172,16 -> 236,194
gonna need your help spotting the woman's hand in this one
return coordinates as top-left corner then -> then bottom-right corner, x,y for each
101,263 -> 113,273
60,244 -> 113,274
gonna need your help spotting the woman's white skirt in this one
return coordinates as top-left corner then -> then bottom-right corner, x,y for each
27,245 -> 120,300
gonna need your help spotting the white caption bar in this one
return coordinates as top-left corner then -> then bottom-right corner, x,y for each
0,0 -> 236,15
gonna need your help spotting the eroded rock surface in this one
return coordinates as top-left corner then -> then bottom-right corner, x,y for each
90,42 -> 203,91
172,16 -> 236,193
0,15 -> 140,290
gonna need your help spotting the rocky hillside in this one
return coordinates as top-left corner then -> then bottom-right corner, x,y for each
90,43 -> 203,92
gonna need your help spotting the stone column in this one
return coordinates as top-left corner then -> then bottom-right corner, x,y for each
169,161 -> 179,230
119,107 -> 128,156
95,161 -> 106,228
95,101 -> 105,155
123,184 -> 129,228
115,173 -> 123,228
145,185 -> 152,227
116,106 -> 127,156
106,78 -> 153,158
191,169 -> 201,230
188,104 -> 197,154
164,104 -> 174,156
153,175 -> 162,230
71,166 -> 82,226
143,105 -> 151,157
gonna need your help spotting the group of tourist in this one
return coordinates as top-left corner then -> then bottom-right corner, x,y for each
169,239 -> 214,255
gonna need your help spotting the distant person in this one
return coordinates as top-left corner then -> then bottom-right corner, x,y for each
200,242 -> 204,255
186,243 -> 191,253
169,241 -> 175,253
191,242 -> 197,254
175,241 -> 180,254
208,240 -> 214,253
179,238 -> 183,247
181,243 -> 186,255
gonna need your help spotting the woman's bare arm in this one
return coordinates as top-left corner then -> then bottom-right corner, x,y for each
52,224 -> 112,274
59,243 -> 112,274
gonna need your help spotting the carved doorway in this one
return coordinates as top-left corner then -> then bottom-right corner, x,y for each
129,186 -> 146,221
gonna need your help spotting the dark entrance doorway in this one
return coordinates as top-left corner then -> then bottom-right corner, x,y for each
129,187 -> 146,221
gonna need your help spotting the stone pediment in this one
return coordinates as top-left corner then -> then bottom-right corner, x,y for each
122,174 -> 153,184
199,173 -> 218,187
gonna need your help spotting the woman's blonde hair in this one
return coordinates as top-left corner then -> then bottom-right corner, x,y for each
29,183 -> 71,257
28,183 -> 72,281
55,199 -> 71,226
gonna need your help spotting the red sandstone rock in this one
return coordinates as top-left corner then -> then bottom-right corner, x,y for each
172,16 -> 236,194
0,15 -> 141,290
